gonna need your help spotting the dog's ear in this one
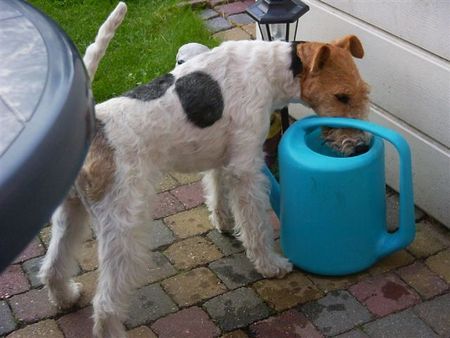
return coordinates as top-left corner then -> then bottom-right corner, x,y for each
333,35 -> 364,59
310,45 -> 331,74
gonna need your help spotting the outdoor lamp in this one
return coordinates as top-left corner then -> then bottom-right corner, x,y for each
246,0 -> 309,131
246,0 -> 309,42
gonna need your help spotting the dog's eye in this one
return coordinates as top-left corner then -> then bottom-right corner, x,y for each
335,93 -> 350,104
177,60 -> 185,65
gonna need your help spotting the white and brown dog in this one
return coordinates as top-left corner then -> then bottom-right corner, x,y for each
40,2 -> 370,337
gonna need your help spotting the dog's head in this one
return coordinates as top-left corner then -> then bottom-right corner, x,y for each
297,35 -> 371,156
176,43 -> 210,67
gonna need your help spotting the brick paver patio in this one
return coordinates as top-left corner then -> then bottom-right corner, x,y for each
1,1 -> 449,337
1,169 -> 448,337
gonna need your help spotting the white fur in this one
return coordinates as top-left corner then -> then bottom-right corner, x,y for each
83,2 -> 127,80
41,38 -> 299,337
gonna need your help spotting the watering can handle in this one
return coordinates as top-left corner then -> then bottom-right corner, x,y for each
300,117 -> 415,258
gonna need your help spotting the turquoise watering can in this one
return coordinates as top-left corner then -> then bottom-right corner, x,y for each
264,116 -> 415,276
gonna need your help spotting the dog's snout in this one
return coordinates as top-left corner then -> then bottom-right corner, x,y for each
351,143 -> 370,156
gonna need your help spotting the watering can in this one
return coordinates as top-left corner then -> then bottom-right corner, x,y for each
264,116 -> 415,276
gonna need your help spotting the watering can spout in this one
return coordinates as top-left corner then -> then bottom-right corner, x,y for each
263,165 -> 281,218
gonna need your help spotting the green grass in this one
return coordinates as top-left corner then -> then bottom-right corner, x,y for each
29,0 -> 219,102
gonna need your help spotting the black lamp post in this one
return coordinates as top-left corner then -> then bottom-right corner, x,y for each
246,0 -> 309,131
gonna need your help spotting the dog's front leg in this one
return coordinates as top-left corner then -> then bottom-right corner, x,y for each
202,169 -> 234,233
225,151 -> 292,278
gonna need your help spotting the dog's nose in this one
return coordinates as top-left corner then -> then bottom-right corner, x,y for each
352,143 -> 370,156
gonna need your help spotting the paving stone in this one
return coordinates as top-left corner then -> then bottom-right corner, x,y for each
209,0 -> 229,6
204,287 -> 270,331
152,306 -> 220,338
170,181 -> 205,209
12,238 -> 44,263
349,273 -> 420,317
6,319 -> 63,338
209,253 -> 262,289
74,270 -> 98,307
170,172 -> 201,185
148,220 -> 176,250
22,256 -> 44,288
308,272 -> 368,293
249,309 -> 323,338
228,13 -> 254,25
363,309 -> 438,338
0,265 -> 29,299
397,261 -> 448,299
162,267 -> 226,306
253,272 -> 322,311
128,326 -> 157,338
206,17 -> 233,33
273,239 -> 282,255
9,288 -> 58,323
207,230 -> 244,256
369,250 -> 415,275
386,193 -> 425,231
216,1 -> 248,16
425,248 -> 450,283
241,24 -> 256,38
414,293 -> 450,336
334,329 -> 369,338
57,306 -> 94,338
79,240 -> 98,272
164,206 -> 214,239
164,236 -> 223,270
407,222 -> 447,258
214,27 -> 251,41
126,284 -> 178,328
158,174 -> 179,192
221,330 -> 248,338
0,301 -> 16,335
153,192 -> 185,219
241,0 -> 255,6
301,290 -> 372,336
39,226 -> 52,248
200,8 -> 219,20
142,251 -> 177,285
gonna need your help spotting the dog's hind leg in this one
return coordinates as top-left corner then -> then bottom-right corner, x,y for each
202,169 -> 234,233
91,178 -> 155,338
39,189 -> 90,309
226,148 -> 292,278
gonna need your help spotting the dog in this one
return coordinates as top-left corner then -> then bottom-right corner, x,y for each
175,42 -> 210,66
39,2 -> 370,337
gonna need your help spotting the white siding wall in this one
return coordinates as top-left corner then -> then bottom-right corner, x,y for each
289,0 -> 450,227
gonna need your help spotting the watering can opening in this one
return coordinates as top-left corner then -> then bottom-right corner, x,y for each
304,127 -> 374,158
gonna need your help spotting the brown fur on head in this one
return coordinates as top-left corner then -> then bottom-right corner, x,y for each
297,35 -> 371,156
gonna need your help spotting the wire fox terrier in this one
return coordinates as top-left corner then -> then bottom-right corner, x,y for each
39,3 -> 370,337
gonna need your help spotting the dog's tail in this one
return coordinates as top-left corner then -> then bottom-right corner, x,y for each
83,2 -> 127,82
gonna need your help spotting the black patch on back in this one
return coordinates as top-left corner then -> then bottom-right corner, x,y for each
175,71 -> 224,128
123,73 -> 174,101
290,41 -> 304,78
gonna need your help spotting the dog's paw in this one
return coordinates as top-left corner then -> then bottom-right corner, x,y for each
93,313 -> 127,338
49,281 -> 82,310
254,254 -> 293,279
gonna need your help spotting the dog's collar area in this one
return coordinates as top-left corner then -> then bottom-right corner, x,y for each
289,96 -> 311,107
290,41 -> 306,78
